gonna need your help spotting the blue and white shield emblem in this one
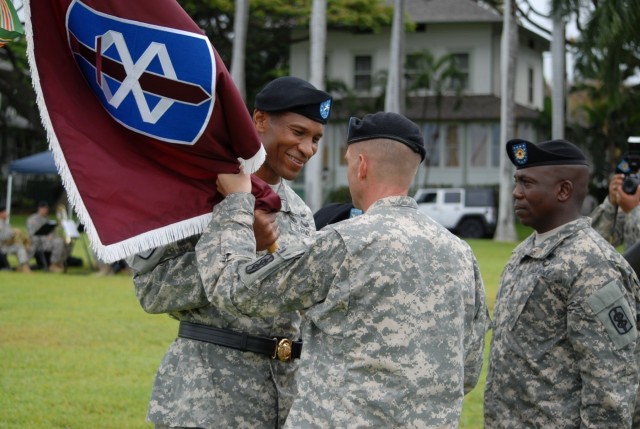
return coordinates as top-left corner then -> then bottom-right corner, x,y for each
319,99 -> 331,120
66,0 -> 215,145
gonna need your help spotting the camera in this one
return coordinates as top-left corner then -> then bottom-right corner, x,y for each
616,137 -> 640,195
623,173 -> 640,195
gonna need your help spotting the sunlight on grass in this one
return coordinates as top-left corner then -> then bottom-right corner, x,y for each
0,272 -> 176,428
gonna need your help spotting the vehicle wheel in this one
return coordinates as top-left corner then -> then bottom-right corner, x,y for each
457,219 -> 485,239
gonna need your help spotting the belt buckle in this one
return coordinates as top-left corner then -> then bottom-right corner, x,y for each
272,338 -> 292,361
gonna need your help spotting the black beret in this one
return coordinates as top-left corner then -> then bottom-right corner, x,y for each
506,139 -> 588,169
38,201 -> 49,208
254,76 -> 332,124
347,112 -> 426,161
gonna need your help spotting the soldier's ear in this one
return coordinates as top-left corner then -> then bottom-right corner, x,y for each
557,179 -> 573,202
357,153 -> 368,179
253,110 -> 268,132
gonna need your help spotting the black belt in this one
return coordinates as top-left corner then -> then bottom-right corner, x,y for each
178,321 -> 302,362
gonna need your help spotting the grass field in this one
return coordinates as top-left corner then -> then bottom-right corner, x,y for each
0,222 -> 532,428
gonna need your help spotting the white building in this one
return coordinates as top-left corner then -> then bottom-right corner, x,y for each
289,0 -> 549,198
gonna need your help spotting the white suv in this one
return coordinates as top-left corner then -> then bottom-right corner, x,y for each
414,187 -> 497,238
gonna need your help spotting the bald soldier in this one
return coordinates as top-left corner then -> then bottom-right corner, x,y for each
484,139 -> 640,428
196,112 -> 489,428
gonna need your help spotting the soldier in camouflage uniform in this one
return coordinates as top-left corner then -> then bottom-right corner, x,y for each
484,139 -> 640,428
590,166 -> 640,429
0,204 -> 32,273
197,112 -> 489,428
128,77 -> 332,428
26,201 -> 66,272
590,172 -> 640,250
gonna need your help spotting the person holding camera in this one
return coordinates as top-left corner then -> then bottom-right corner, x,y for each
590,172 -> 640,250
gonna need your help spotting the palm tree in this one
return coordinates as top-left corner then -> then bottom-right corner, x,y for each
495,0 -> 518,242
385,0 -> 404,113
550,0 -> 640,169
304,0 -> 327,212
515,0 -> 567,139
230,0 -> 249,100
404,49 -> 464,187
558,0 -> 640,103
551,10 -> 566,139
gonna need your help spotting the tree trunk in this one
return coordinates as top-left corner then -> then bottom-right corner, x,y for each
551,13 -> 566,139
385,0 -> 404,113
495,0 -> 518,242
230,0 -> 249,100
304,0 -> 327,213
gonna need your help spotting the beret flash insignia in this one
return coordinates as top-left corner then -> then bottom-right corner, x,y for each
512,143 -> 528,165
320,99 -> 331,120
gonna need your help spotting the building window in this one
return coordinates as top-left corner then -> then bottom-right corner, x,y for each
469,124 -> 490,167
354,55 -> 372,91
423,123 -> 440,167
449,53 -> 469,91
445,125 -> 460,167
528,67 -> 534,104
491,123 -> 500,167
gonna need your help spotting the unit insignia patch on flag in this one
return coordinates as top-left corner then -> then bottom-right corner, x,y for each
25,0 -> 279,262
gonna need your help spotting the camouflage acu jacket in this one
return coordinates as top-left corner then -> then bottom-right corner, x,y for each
591,197 -> 640,250
130,182 -> 314,429
485,217 -> 640,428
196,193 -> 489,429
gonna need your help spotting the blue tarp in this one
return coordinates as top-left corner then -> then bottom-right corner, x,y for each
9,151 -> 57,174
5,151 -> 58,219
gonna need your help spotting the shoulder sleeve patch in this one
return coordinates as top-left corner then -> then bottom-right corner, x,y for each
586,280 -> 637,350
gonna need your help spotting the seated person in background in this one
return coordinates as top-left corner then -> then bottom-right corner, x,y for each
0,203 -> 31,273
26,201 -> 66,273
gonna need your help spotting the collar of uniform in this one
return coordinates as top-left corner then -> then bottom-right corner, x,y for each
522,217 -> 591,260
273,180 -> 293,213
366,195 -> 418,214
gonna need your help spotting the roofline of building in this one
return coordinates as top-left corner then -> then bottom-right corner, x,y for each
330,94 -> 541,122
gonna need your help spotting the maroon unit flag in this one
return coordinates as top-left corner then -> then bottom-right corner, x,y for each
25,0 -> 280,262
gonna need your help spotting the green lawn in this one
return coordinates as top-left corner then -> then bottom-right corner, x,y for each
0,222 -> 533,428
